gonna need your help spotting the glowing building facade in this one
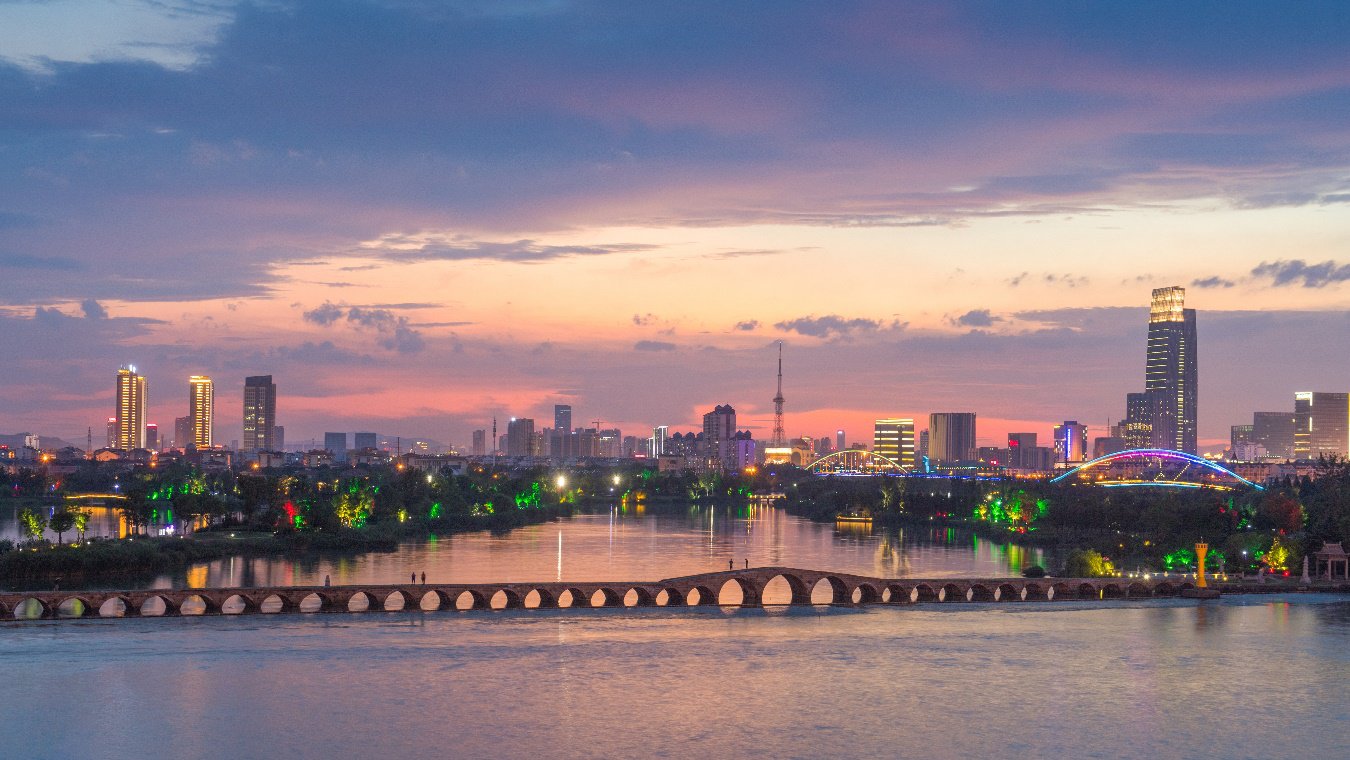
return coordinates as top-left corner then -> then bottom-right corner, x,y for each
872,418 -> 915,468
1294,391 -> 1350,459
1143,286 -> 1198,454
114,366 -> 147,450
188,375 -> 214,449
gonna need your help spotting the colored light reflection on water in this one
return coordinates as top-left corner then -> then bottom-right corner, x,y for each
2,595 -> 1347,759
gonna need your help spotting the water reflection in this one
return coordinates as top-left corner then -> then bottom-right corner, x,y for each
118,505 -> 1046,592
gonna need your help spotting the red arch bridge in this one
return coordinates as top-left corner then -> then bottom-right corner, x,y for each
4,567 -> 1214,620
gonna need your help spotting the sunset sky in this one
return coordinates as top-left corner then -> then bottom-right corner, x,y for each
1,1 -> 1348,451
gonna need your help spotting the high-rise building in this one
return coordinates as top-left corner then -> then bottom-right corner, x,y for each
1252,412 -> 1294,459
1143,286 -> 1198,453
273,425 -> 285,452
325,432 -> 348,460
105,417 -> 117,449
872,418 -> 915,468
702,405 -> 739,469
836,429 -> 845,452
114,365 -> 147,450
243,375 -> 277,451
1007,432 -> 1037,468
471,429 -> 486,456
929,413 -> 976,463
354,432 -> 377,451
1230,424 -> 1254,451
1294,392 -> 1350,459
1053,421 -> 1089,463
554,405 -> 572,435
145,423 -> 159,451
188,375 -> 214,449
1123,391 -> 1164,449
506,418 -> 534,457
652,425 -> 669,457
173,415 -> 191,450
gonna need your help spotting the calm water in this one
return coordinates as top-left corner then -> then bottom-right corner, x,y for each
2,595 -> 1347,759
4,503 -> 1050,591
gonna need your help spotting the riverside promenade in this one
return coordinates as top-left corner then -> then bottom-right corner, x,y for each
5,566 -> 1347,619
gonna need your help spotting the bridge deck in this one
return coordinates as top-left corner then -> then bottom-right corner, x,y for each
4,566 -> 1343,621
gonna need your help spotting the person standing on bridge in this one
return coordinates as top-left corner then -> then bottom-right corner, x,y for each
421,572 -> 426,585
324,574 -> 330,587
729,559 -> 734,571
411,572 -> 416,584
745,559 -> 749,569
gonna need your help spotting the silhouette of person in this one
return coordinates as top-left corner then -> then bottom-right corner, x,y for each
410,572 -> 416,584
421,572 -> 426,585
745,559 -> 749,569
324,574 -> 330,587
729,559 -> 733,571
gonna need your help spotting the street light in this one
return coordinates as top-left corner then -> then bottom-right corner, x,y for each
556,475 -> 567,490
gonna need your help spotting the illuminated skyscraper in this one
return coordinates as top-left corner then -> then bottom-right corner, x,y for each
836,429 -> 845,452
145,423 -> 159,451
105,417 -> 117,449
929,413 -> 976,463
554,405 -> 572,434
188,375 -> 214,449
872,418 -> 915,468
1294,392 -> 1349,459
1144,286 -> 1197,453
1053,421 -> 1089,463
114,365 -> 146,450
243,375 -> 277,451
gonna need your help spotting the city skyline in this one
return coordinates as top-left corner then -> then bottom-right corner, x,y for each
1,3 -> 1347,449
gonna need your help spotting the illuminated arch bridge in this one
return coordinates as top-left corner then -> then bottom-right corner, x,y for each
1049,449 -> 1264,491
805,449 -> 911,475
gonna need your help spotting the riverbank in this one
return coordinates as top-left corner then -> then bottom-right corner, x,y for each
0,506 -> 570,586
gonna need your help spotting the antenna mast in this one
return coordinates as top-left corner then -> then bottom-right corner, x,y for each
771,341 -> 786,447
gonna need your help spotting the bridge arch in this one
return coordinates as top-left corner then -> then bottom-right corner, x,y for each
912,583 -> 937,602
967,584 -> 996,602
805,449 -> 911,475
223,593 -> 258,613
590,588 -> 623,608
623,587 -> 656,607
850,583 -> 880,605
524,589 -> 556,609
996,583 -> 1021,602
55,597 -> 94,618
882,583 -> 911,604
1049,448 -> 1264,490
1023,583 -> 1048,601
810,576 -> 849,605
762,573 -> 811,605
939,583 -> 965,602
490,589 -> 523,610
1127,582 -> 1151,598
12,597 -> 50,619
656,587 -> 685,607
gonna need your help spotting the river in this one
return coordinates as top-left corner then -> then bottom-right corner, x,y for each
3,503 -> 1348,758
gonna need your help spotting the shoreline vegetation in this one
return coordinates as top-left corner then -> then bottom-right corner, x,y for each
0,463 -> 751,587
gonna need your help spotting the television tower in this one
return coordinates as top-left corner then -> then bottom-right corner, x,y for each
771,341 -> 786,447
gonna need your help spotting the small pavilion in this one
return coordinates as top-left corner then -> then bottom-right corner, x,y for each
1313,542 -> 1349,580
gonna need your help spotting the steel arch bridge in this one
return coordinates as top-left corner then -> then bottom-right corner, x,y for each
805,449 -> 910,476
1049,449 -> 1264,491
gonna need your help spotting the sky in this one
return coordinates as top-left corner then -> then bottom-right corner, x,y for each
0,0 -> 1348,452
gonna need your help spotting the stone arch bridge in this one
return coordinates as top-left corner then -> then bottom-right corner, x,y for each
1,567 -> 1205,620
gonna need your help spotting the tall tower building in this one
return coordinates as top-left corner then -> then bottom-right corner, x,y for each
506,418 -> 535,457
1252,411 -> 1295,460
1294,392 -> 1350,459
188,375 -> 214,449
702,405 -> 738,469
243,375 -> 277,451
1144,286 -> 1198,453
114,365 -> 147,450
929,413 -> 976,463
771,342 -> 786,447
872,418 -> 915,468
836,429 -> 845,452
325,432 -> 348,460
554,405 -> 572,434
471,429 -> 487,456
